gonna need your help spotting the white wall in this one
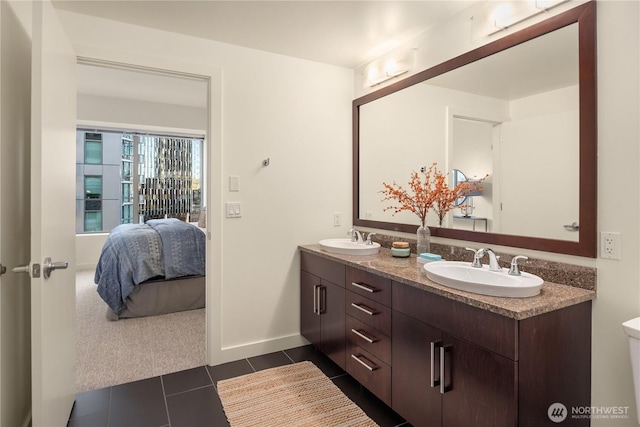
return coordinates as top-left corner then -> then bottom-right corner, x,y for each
357,1 -> 640,425
58,10 -> 354,363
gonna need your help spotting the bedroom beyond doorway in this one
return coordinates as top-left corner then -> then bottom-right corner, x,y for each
75,269 -> 206,392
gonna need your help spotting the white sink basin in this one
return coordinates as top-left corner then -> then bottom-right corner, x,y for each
319,238 -> 380,256
424,261 -> 543,298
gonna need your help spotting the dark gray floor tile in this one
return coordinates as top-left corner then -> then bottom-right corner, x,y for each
162,366 -> 212,396
207,359 -> 254,385
284,345 -> 345,378
167,385 -> 229,427
109,377 -> 168,427
247,351 -> 293,371
69,387 -> 111,419
67,410 -> 109,427
332,374 -> 406,427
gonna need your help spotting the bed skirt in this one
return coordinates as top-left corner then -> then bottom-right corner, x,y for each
106,275 -> 205,321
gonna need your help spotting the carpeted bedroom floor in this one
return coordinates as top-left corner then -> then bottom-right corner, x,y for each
75,270 -> 206,392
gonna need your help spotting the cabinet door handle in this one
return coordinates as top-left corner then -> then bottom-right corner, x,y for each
351,354 -> 379,371
313,285 -> 318,314
318,285 -> 326,314
440,346 -> 451,394
350,302 -> 377,316
351,282 -> 378,293
313,285 -> 325,315
430,341 -> 441,387
351,328 -> 378,344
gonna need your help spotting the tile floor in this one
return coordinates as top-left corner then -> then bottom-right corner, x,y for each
67,345 -> 409,427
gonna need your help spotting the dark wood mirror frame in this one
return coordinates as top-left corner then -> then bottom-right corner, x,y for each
353,1 -> 596,257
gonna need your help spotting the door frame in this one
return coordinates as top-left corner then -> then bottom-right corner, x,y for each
75,53 -> 223,366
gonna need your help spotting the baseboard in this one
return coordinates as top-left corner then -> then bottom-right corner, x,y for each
213,333 -> 309,365
76,263 -> 97,272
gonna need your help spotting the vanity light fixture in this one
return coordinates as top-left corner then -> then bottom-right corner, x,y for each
488,0 -> 569,36
367,59 -> 409,87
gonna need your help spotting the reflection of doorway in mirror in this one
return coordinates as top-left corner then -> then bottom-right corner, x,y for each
450,116 -> 495,231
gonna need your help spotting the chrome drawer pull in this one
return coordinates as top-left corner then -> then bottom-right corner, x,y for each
351,354 -> 378,371
351,282 -> 378,293
350,302 -> 377,316
351,328 -> 378,344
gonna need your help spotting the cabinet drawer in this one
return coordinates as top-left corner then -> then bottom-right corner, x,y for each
346,291 -> 391,336
346,268 -> 391,306
346,342 -> 391,406
301,252 -> 345,287
346,315 -> 391,365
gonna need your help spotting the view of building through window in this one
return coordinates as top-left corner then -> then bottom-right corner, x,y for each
76,129 -> 204,233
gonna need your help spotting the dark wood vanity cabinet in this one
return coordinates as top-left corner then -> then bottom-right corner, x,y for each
300,252 -> 346,369
299,251 -> 592,427
392,310 -> 517,427
392,281 -> 591,427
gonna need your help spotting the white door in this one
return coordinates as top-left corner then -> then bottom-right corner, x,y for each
499,110 -> 579,241
0,1 -> 34,426
29,1 -> 77,425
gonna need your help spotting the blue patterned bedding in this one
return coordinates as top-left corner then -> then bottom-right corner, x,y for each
95,218 -> 206,314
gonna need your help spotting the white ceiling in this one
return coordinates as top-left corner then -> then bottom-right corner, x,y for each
65,1 -> 578,109
62,1 -> 475,108
53,0 -> 475,69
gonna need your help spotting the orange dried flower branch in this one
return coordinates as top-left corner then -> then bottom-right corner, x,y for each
381,163 -> 486,227
381,163 -> 438,226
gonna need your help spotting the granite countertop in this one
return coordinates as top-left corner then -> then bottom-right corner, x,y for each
299,244 -> 596,320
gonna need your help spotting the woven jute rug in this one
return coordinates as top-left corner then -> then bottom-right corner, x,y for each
217,361 -> 378,427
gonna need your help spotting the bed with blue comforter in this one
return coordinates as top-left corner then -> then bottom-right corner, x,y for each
95,218 -> 206,320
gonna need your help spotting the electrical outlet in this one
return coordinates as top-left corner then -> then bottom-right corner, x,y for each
333,212 -> 342,227
600,232 -> 621,259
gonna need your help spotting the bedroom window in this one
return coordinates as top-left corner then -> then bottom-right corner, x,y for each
76,129 -> 204,233
84,133 -> 102,164
84,176 -> 103,232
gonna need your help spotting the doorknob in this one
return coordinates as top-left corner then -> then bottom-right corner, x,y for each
43,257 -> 68,279
563,222 -> 579,231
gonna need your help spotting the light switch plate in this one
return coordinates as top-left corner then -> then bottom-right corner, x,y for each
226,202 -> 241,218
229,176 -> 240,192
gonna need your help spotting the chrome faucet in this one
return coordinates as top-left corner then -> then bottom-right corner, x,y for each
477,248 -> 502,272
466,247 -> 501,271
365,232 -> 376,245
508,255 -> 528,276
347,228 -> 364,243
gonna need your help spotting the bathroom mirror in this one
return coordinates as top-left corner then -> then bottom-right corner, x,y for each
353,2 -> 596,257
